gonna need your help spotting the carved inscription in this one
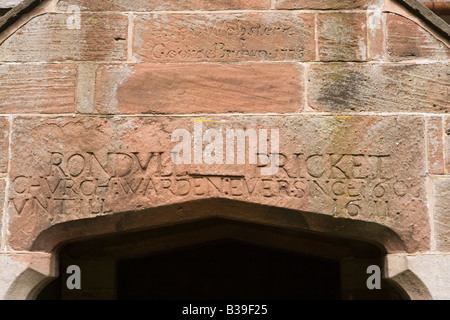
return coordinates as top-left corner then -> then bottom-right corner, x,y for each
133,13 -> 316,62
7,114 -> 427,251
9,151 -> 420,221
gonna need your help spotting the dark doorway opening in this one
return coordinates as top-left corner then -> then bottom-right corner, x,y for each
117,240 -> 340,300
37,218 -> 407,300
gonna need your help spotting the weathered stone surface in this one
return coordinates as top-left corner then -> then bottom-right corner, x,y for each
427,117 -> 445,175
0,179 -> 5,248
275,0 -> 382,9
7,115 -> 428,252
0,64 -> 76,114
94,63 -> 304,114
0,252 -> 54,300
433,178 -> 450,251
0,253 -> 36,299
75,63 -> 96,114
386,14 -> 450,61
445,117 -> 450,174
308,63 -> 450,113
57,0 -> 271,11
132,13 -> 316,62
0,0 -> 22,8
367,9 -> 384,60
386,253 -> 450,300
0,118 -> 9,174
318,13 -> 367,62
0,13 -> 128,62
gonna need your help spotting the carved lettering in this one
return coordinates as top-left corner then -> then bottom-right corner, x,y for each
138,14 -> 314,62
9,151 -> 417,220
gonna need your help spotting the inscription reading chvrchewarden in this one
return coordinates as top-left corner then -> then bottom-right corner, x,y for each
7,116 -> 426,233
10,150 -> 413,220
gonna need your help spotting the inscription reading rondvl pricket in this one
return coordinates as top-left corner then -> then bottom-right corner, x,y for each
9,151 -> 416,220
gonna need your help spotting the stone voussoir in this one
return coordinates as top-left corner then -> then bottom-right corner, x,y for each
275,0 -> 383,10
386,13 -> 450,61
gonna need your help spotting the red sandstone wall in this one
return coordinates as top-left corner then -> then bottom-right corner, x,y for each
0,0 -> 448,255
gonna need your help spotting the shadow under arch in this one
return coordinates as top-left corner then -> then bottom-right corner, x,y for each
29,198 -> 419,300
32,198 -> 407,254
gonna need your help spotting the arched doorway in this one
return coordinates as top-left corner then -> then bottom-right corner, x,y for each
35,214 -> 407,300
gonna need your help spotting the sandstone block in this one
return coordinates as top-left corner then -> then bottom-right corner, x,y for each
433,177 -> 450,251
133,13 -> 316,62
0,64 -> 76,114
445,117 -> 450,173
0,13 -> 128,62
318,13 -> 367,62
427,117 -> 445,175
94,63 -> 304,114
308,63 -> 450,113
275,0 -> 382,10
0,118 -> 9,174
7,115 -> 428,252
386,14 -> 450,61
57,0 -> 271,11
367,9 -> 384,60
0,179 -> 6,248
